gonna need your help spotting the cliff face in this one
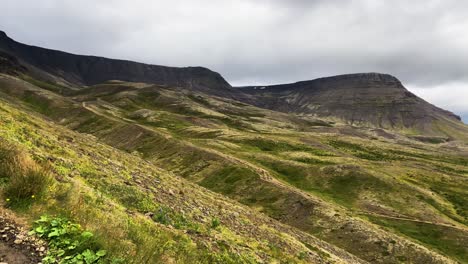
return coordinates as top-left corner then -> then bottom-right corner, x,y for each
238,73 -> 463,135
0,30 -> 231,92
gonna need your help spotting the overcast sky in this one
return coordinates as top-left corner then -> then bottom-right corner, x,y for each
1,0 -> 467,122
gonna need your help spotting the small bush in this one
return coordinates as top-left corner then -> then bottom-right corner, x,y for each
0,143 -> 53,207
211,217 -> 221,229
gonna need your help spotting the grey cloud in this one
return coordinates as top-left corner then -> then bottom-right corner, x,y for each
1,0 -> 467,116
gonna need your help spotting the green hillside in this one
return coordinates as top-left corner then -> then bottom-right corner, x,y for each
1,73 -> 467,263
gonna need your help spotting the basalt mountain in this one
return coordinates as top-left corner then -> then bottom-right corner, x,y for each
238,73 -> 466,139
0,30 -> 467,263
1,30 -> 467,140
0,30 -> 236,97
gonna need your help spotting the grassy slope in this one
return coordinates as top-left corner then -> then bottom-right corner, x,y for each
0,79 -> 368,263
1,74 -> 467,263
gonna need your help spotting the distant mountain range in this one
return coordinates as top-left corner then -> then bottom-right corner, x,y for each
1,30 -> 466,140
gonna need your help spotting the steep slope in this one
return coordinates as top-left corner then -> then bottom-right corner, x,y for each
238,73 -> 467,139
0,77 -> 372,263
1,32 -> 468,263
0,31 -> 236,97
1,73 -> 466,263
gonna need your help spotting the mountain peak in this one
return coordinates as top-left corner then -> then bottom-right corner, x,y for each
312,72 -> 402,86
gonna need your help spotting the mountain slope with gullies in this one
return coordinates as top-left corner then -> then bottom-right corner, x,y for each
237,73 -> 467,140
1,71 -> 467,263
1,31 -> 467,139
0,31 -> 246,99
0,31 -> 467,263
0,77 -> 368,263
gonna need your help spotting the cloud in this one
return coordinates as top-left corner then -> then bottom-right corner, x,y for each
409,82 -> 468,123
1,0 -> 467,116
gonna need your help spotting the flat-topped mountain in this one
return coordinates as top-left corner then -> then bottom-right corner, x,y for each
238,73 -> 465,137
0,30 -> 231,93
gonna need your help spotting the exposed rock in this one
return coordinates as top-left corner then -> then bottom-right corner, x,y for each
144,212 -> 154,218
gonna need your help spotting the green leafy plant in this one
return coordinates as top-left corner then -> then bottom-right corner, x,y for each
29,215 -> 107,264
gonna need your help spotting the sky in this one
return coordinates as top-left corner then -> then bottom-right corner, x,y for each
1,0 -> 467,122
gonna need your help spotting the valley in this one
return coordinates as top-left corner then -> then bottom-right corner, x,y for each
0,31 -> 467,263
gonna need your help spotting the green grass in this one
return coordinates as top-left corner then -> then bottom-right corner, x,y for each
428,185 -> 468,222
324,170 -> 390,206
328,139 -> 399,161
0,143 -> 54,209
2,74 -> 468,263
368,216 -> 467,263
151,205 -> 201,231
291,156 -> 335,165
243,138 -> 309,152
99,183 -> 158,213
234,138 -> 333,156
187,94 -> 212,107
21,75 -> 69,94
199,166 -> 258,195
22,90 -> 53,115
255,158 -> 391,207
0,98 -> 322,263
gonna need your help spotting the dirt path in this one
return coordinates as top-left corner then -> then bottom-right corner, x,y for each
0,209 -> 46,264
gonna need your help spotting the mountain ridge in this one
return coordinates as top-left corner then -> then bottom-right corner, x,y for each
0,30 -> 232,92
0,30 -> 466,139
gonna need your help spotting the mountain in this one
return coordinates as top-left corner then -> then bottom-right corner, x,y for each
0,30 -> 234,95
0,31 -> 467,263
237,73 -> 466,139
2,30 -> 466,139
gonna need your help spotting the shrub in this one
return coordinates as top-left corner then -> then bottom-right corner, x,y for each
0,142 -> 53,207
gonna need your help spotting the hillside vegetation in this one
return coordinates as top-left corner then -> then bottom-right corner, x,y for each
0,32 -> 467,263
0,73 -> 467,263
